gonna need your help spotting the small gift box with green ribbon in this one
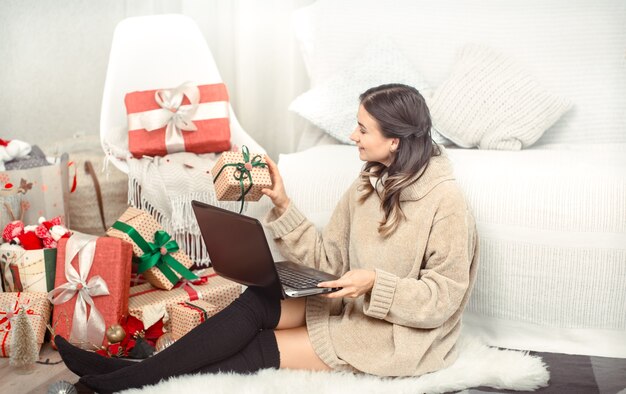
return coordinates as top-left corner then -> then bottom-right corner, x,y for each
107,207 -> 197,291
168,299 -> 220,339
211,145 -> 271,213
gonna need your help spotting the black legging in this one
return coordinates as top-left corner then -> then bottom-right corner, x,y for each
56,286 -> 281,393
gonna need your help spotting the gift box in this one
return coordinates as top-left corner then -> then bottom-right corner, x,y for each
0,291 -> 51,357
128,268 -> 240,329
48,233 -> 132,348
125,82 -> 231,158
168,299 -> 220,339
107,207 -> 197,290
211,145 -> 271,212
0,244 -> 56,293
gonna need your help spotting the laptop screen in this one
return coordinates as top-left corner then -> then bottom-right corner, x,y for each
192,200 -> 277,288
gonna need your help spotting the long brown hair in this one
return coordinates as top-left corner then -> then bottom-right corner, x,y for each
358,83 -> 441,237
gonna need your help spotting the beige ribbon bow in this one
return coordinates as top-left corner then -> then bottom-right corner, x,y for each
140,82 -> 200,153
48,233 -> 109,346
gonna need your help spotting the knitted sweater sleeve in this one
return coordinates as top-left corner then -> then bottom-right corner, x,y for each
263,189 -> 352,277
363,207 -> 476,328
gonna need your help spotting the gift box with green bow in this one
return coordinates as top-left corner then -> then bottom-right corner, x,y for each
107,207 -> 197,290
211,145 -> 271,213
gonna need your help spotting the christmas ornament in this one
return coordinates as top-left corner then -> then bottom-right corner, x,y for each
46,380 -> 78,394
155,332 -> 176,353
106,324 -> 126,344
9,307 -> 39,374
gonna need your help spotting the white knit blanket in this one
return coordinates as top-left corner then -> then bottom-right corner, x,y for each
127,153 -> 243,266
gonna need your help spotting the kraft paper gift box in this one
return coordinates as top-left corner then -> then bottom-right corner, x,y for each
168,299 -> 220,339
48,233 -> 132,348
0,152 -> 70,233
125,82 -> 231,158
0,244 -> 56,293
128,268 -> 241,329
107,207 -> 197,290
211,145 -> 271,212
0,291 -> 51,357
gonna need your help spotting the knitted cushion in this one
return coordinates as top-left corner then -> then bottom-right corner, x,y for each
293,0 -> 626,146
428,45 -> 571,150
289,39 -> 449,145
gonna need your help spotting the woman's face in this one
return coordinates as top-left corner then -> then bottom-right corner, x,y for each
350,105 -> 396,166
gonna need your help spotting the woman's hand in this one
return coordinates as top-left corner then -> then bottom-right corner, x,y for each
261,155 -> 290,216
318,269 -> 376,299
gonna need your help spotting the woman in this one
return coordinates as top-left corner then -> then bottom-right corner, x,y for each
56,83 -> 478,392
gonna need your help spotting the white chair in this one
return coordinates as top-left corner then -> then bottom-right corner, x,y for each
99,14 -> 265,266
100,13 -> 263,173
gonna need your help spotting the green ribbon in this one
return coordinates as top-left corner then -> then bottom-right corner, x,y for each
112,221 -> 198,285
213,145 -> 267,214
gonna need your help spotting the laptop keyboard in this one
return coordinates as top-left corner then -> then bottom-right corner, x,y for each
275,265 -> 321,289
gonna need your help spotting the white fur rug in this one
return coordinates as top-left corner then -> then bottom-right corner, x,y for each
119,335 -> 549,394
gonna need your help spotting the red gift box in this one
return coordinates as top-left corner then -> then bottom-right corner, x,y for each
125,82 -> 231,158
48,234 -> 132,349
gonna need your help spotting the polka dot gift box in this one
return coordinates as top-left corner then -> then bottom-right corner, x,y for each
0,291 -> 51,357
128,268 -> 241,329
211,145 -> 271,213
168,299 -> 220,339
107,207 -> 197,291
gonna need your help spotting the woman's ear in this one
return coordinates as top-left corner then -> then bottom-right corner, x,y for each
390,138 -> 400,152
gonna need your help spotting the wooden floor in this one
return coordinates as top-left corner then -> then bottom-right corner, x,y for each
0,342 -> 77,394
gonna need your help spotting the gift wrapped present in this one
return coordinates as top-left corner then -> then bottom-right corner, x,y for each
125,82 -> 231,158
168,299 -> 220,339
128,268 -> 240,329
48,233 -> 132,348
211,145 -> 271,213
107,207 -> 197,290
0,291 -> 51,357
0,244 -> 56,293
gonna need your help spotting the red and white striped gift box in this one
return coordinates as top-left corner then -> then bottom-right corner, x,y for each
125,82 -> 231,158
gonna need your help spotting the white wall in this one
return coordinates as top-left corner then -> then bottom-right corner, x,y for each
0,0 -> 189,151
0,0 -> 310,158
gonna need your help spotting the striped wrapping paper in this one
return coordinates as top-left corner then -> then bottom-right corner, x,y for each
125,83 -> 231,158
0,247 -> 57,293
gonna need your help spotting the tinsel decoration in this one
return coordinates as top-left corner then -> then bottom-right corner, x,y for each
46,380 -> 78,394
9,307 -> 39,373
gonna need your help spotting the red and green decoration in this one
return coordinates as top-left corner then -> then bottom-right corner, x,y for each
111,222 -> 198,286
98,315 -> 164,359
213,145 -> 267,214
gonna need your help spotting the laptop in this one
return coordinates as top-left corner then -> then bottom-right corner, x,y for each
191,200 -> 340,299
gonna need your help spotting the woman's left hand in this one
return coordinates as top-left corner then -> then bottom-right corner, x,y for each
317,269 -> 376,299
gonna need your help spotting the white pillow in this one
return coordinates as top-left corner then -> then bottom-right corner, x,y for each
428,45 -> 572,150
288,39 -> 450,145
292,0 -> 626,146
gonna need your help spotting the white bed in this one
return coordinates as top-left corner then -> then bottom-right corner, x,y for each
249,0 -> 626,358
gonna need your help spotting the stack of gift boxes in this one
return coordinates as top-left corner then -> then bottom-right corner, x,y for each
0,81 -> 272,361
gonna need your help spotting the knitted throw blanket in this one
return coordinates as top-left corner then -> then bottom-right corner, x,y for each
127,152 -> 242,266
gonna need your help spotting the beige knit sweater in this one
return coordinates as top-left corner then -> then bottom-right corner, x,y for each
264,151 -> 479,377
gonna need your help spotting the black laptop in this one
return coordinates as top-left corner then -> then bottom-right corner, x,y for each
191,200 -> 340,299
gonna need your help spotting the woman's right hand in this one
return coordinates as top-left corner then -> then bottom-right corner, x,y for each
261,155 -> 290,216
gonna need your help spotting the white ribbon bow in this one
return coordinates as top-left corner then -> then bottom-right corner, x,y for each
48,233 -> 110,346
140,82 -> 200,153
